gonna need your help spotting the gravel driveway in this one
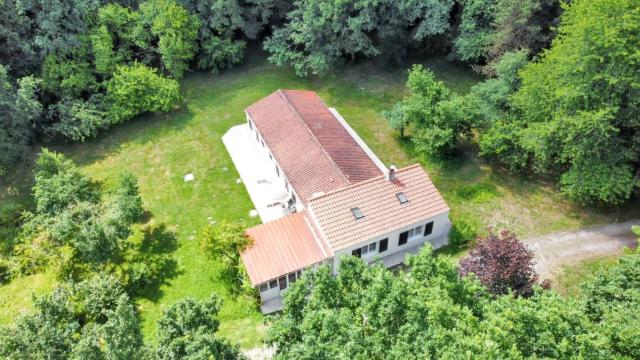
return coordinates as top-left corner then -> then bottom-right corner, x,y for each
523,220 -> 639,281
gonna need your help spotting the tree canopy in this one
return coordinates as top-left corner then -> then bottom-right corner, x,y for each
267,244 -> 640,359
481,0 -> 640,204
264,0 -> 454,76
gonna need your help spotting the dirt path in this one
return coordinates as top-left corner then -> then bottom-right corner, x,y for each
523,220 -> 638,281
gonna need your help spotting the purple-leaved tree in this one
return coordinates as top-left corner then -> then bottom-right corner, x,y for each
458,229 -> 548,297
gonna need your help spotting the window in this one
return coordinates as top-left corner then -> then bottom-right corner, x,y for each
259,283 -> 268,292
248,120 -> 253,130
269,279 -> 277,289
379,238 -> 388,252
424,221 -> 434,236
351,207 -> 364,220
275,165 -> 280,177
396,192 -> 408,204
255,132 -> 259,141
399,231 -> 408,245
261,139 -> 265,147
288,272 -> 297,284
353,242 -> 378,258
405,225 -> 423,240
278,276 -> 287,290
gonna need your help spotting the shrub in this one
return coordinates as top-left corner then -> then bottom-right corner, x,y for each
0,258 -> 11,284
459,229 -> 544,297
106,63 -> 180,123
449,214 -> 478,247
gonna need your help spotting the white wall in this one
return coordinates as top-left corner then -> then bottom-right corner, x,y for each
331,212 -> 450,274
245,112 -> 305,211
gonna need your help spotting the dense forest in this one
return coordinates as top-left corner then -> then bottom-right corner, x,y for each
1,0 -> 639,358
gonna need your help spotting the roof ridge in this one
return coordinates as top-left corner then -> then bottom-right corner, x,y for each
279,90 -> 351,184
308,163 -> 423,202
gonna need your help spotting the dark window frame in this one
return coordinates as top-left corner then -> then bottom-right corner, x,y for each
379,238 -> 388,252
269,279 -> 277,289
399,231 -> 409,246
424,221 -> 434,236
279,276 -> 287,290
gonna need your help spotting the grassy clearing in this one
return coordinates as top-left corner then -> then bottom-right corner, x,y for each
554,256 -> 619,298
1,54 -> 638,348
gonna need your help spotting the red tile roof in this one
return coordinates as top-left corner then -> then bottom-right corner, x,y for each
245,90 -> 382,203
307,164 -> 450,251
242,212 -> 332,286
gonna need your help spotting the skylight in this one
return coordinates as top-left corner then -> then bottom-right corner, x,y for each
351,207 -> 364,220
396,192 -> 408,204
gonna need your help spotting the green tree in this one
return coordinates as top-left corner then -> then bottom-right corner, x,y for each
264,0 -> 454,76
106,63 -> 180,123
137,0 -> 200,78
90,4 -> 142,75
0,66 -> 42,175
454,0 -> 560,64
40,41 -> 98,99
48,97 -> 110,142
268,246 -> 628,359
0,274 -> 144,360
484,0 -> 640,204
15,0 -> 100,59
154,294 -> 246,359
179,0 -> 273,72
385,65 -> 482,155
200,220 -> 251,288
32,149 -> 96,215
0,0 -> 37,77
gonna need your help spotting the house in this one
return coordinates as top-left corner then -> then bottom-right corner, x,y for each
223,90 -> 450,313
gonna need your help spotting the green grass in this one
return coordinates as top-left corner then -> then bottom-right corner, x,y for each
554,257 -> 619,298
1,54 -> 639,348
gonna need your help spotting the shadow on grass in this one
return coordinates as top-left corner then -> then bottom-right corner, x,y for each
127,222 -> 183,302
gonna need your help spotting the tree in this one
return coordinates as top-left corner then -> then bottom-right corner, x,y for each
200,220 -> 251,288
0,274 -> 144,360
483,0 -> 640,204
154,294 -> 246,359
385,65 -> 482,155
458,229 -> 546,297
32,149 -> 96,215
454,0 -> 561,65
0,0 -> 37,77
267,246 -> 618,359
15,0 -> 100,59
264,0 -> 454,76
106,63 -> 180,123
137,0 -> 200,79
48,97 -> 110,142
0,65 -> 42,175
178,0 -> 273,72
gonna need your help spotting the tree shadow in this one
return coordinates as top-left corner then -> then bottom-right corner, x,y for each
126,222 -> 183,302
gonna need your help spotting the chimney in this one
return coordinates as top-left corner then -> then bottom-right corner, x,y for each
387,165 -> 397,181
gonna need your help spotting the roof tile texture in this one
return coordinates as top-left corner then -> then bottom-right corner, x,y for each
245,90 -> 381,203
242,212 -> 331,285
308,164 -> 450,251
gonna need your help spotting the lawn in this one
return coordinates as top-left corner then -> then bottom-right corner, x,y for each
1,54 -> 639,348
554,256 -> 619,298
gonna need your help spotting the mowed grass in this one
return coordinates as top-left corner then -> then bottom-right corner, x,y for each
1,54 -> 639,348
